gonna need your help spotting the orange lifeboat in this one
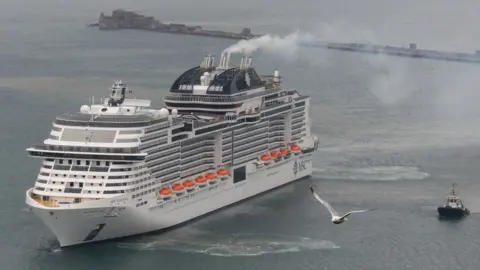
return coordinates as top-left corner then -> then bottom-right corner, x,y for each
183,179 -> 196,192
217,168 -> 230,180
159,187 -> 172,196
260,154 -> 271,161
270,151 -> 280,159
279,148 -> 289,155
217,168 -> 229,176
290,144 -> 301,152
183,179 -> 195,187
205,172 -> 218,185
205,172 -> 217,180
172,183 -> 184,192
195,175 -> 207,184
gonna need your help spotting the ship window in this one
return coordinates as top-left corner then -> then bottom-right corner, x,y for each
172,134 -> 188,142
59,160 -> 63,164
233,166 -> 246,183
106,161 -> 110,166
96,161 -> 101,166
295,101 -> 305,107
68,160 -> 72,165
195,123 -> 229,136
86,160 -> 90,165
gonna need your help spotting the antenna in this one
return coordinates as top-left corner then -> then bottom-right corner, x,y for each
452,182 -> 457,196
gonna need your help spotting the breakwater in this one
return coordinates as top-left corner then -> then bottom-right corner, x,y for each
90,10 -> 480,64
302,41 -> 480,64
89,9 -> 258,40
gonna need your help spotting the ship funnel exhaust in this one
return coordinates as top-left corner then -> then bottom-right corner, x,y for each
201,55 -> 209,68
207,54 -> 212,67
240,57 -> 245,68
225,52 -> 231,69
273,70 -> 281,83
246,57 -> 252,68
219,52 -> 226,69
218,52 -> 231,69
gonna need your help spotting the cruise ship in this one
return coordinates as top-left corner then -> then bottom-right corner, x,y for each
25,52 -> 319,247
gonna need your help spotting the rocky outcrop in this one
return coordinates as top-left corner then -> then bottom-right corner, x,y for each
92,10 -> 258,40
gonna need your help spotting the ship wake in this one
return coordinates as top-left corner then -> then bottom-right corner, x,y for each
116,231 -> 338,257
312,166 -> 431,181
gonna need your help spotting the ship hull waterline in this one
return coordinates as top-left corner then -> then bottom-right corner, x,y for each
437,206 -> 470,219
27,157 -> 313,248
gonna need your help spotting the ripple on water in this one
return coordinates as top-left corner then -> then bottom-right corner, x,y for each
312,166 -> 431,181
116,232 -> 339,257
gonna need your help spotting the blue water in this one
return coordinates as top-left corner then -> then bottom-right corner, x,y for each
2,1 -> 480,269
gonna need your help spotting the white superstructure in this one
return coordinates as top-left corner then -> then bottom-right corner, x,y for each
25,52 -> 319,247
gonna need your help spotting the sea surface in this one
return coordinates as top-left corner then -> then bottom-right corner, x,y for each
1,1 -> 480,269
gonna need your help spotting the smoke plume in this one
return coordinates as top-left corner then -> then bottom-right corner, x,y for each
221,24 -> 417,106
222,31 -> 315,57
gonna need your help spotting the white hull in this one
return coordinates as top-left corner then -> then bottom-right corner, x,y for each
26,155 -> 313,247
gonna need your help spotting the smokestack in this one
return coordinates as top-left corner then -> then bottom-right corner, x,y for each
273,70 -> 280,83
202,55 -> 208,68
247,57 -> 252,67
211,56 -> 215,67
219,52 -> 227,68
240,57 -> 245,68
226,53 -> 231,69
207,55 -> 212,67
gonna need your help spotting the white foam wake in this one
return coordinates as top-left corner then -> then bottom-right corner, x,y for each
117,232 -> 338,257
312,166 -> 431,181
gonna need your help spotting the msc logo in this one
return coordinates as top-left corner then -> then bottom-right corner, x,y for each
293,159 -> 306,175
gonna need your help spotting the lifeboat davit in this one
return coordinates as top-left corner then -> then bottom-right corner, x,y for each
205,172 -> 218,185
159,187 -> 173,200
195,175 -> 208,188
183,179 -> 196,192
217,168 -> 230,180
260,153 -> 272,164
290,144 -> 301,154
270,151 -> 280,159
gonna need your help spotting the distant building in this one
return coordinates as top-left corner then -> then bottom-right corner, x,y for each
240,28 -> 251,37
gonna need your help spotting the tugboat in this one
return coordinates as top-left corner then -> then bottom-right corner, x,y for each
437,183 -> 470,219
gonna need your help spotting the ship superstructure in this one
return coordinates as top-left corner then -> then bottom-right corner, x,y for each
25,52 -> 319,247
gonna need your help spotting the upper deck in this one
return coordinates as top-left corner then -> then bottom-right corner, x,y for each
164,53 -> 288,115
169,53 -> 266,96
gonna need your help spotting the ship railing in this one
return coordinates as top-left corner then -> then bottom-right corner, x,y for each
165,95 -> 236,103
192,116 -> 226,128
32,144 -> 141,154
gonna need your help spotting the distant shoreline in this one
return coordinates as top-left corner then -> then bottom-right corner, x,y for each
90,9 -> 480,65
88,9 -> 261,41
